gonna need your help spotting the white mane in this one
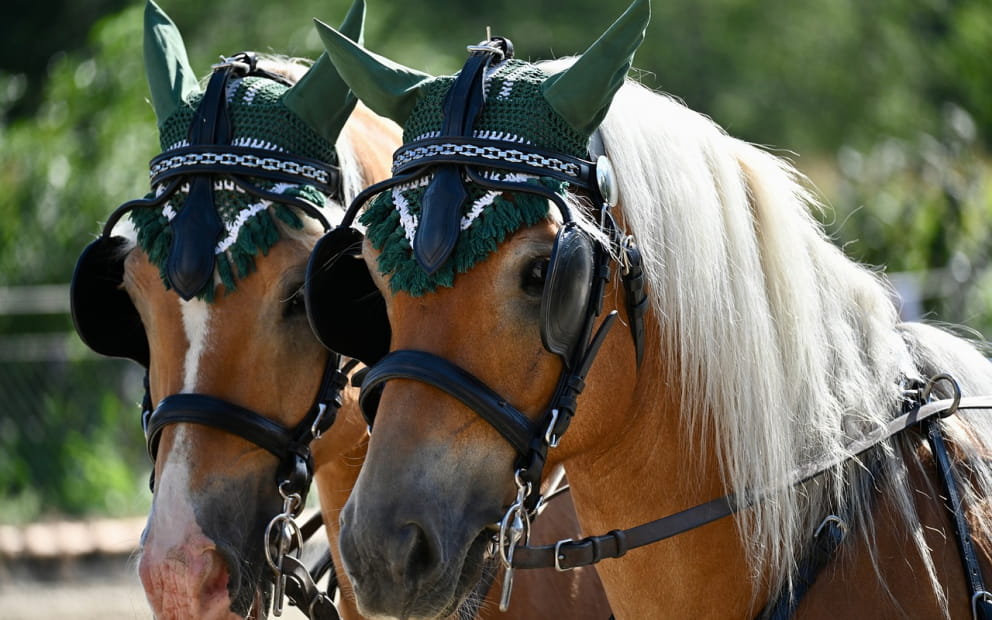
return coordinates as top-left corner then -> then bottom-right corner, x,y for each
597,77 -> 992,612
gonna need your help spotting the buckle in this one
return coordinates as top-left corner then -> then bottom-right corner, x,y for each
544,408 -> 562,448
554,538 -> 575,571
310,403 -> 328,440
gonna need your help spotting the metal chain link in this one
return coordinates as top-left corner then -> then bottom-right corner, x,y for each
394,142 -> 580,177
150,151 -> 330,185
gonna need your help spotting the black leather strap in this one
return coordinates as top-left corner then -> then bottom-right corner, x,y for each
166,67 -> 233,300
146,393 -> 299,462
926,417 -> 992,620
414,44 -> 501,274
510,395 -> 992,571
282,555 -> 340,620
359,350 -> 539,456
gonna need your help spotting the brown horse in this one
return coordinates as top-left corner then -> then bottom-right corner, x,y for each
310,0 -> 992,618
71,2 -> 610,619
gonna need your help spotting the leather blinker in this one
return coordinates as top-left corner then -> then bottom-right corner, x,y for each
305,226 -> 390,366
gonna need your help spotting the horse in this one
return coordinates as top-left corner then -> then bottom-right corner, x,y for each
308,0 -> 992,617
70,2 -> 611,619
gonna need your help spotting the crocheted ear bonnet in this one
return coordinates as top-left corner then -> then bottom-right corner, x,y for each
131,0 -> 362,301
315,0 -> 648,297
130,75 -> 338,300
359,60 -> 588,296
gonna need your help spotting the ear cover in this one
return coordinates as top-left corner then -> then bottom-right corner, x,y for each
144,0 -> 200,126
313,17 -> 433,125
304,227 -> 390,365
70,237 -> 150,367
540,222 -> 596,364
541,0 -> 650,135
283,0 -> 367,144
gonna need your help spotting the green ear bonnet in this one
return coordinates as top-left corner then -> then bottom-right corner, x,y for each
131,71 -> 339,301
314,0 -> 649,296
359,58 -> 589,296
131,0 -> 365,301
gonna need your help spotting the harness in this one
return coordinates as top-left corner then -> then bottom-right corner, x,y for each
307,38 -> 992,618
69,53 -> 348,620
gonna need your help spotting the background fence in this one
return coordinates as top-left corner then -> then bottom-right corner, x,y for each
0,284 -> 150,525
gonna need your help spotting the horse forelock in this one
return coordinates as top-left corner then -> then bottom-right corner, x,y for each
598,77 -> 992,611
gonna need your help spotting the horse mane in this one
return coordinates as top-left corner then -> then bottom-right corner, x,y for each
591,73 -> 992,612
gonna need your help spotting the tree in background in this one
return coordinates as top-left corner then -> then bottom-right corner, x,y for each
0,0 -> 988,519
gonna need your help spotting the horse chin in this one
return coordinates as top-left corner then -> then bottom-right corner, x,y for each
438,530 -> 496,619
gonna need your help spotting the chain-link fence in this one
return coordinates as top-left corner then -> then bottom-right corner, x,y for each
0,285 -> 151,525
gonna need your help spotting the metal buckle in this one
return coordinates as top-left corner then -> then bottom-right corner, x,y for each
973,590 -> 992,620
544,408 -> 561,448
813,514 -> 848,539
310,403 -> 328,440
554,538 -> 575,572
496,470 -> 532,611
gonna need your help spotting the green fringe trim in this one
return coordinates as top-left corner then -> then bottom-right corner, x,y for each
128,198 -> 307,303
361,177 -> 565,297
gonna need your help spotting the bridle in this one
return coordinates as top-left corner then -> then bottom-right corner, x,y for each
310,38 -> 992,619
69,52 -> 349,620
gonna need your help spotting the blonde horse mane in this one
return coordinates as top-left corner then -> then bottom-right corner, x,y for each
592,75 -> 992,613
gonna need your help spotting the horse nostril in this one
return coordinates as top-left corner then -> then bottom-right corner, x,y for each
394,522 -> 439,581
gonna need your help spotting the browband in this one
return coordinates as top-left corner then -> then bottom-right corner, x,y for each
391,137 -> 598,191
150,145 -> 341,197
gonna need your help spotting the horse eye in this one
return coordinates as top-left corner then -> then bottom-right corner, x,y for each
283,288 -> 306,319
521,257 -> 549,297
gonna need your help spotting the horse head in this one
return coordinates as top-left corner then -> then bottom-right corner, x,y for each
312,0 -> 992,616
309,1 -> 650,617
69,1 -> 398,617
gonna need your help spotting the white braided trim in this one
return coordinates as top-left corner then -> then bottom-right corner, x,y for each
392,141 -> 578,177
393,187 -> 418,246
460,172 -> 534,230
149,150 -> 330,186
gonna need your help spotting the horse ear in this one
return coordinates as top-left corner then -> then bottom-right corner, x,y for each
313,17 -> 433,126
283,0 -> 366,143
541,0 -> 650,136
143,0 -> 200,125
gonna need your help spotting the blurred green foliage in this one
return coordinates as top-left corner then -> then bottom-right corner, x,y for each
0,0 -> 989,519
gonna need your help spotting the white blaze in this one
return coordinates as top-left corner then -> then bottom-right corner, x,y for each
181,298 -> 211,392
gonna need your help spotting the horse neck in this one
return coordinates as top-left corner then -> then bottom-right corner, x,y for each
560,341 -> 769,618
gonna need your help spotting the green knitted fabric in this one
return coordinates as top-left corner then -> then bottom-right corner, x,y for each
132,74 -> 336,301
361,59 -> 588,296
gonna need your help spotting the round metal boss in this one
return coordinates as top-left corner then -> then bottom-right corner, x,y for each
596,155 -> 619,206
